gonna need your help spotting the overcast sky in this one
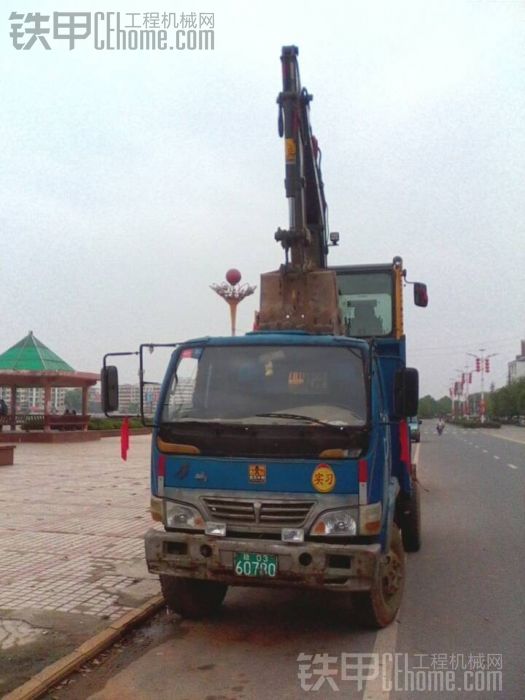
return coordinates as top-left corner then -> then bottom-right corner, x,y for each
1,0 -> 523,397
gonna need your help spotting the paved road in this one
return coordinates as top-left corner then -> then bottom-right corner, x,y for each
393,424 -> 524,698
44,426 -> 524,700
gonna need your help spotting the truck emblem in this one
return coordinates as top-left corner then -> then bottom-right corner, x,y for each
249,464 -> 266,483
176,464 -> 189,480
312,464 -> 336,493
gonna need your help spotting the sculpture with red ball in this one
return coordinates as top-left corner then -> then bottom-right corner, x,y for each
210,269 -> 257,336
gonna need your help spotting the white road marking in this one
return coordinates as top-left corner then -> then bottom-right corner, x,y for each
494,456 -> 500,460
482,449 -> 488,453
363,441 -> 421,699
508,464 -> 518,470
413,442 -> 420,467
363,618 -> 398,699
478,430 -> 525,446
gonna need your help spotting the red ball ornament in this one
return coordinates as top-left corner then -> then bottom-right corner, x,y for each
226,268 -> 242,285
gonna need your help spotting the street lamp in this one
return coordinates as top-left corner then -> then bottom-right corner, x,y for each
210,269 -> 257,337
467,349 -> 498,424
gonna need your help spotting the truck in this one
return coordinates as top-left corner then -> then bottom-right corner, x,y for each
101,46 -> 428,628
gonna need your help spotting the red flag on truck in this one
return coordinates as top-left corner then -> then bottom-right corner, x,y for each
121,417 -> 130,461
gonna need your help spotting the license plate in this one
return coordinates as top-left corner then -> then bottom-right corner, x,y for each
234,552 -> 278,578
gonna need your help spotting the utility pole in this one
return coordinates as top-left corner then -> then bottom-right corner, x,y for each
454,369 -> 465,419
449,378 -> 457,420
463,366 -> 470,417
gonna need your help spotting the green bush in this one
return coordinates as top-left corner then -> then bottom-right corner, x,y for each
454,420 -> 501,429
88,417 -> 145,430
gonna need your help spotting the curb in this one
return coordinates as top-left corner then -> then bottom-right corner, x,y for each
4,594 -> 165,700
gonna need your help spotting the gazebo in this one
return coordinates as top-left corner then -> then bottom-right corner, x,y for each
0,332 -> 99,439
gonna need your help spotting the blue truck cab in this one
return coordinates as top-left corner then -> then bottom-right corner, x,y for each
102,260 -> 425,628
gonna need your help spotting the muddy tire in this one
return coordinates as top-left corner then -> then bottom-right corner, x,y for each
160,575 -> 227,619
401,481 -> 422,552
354,525 -> 405,628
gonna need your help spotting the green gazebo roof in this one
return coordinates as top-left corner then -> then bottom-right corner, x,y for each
0,332 -> 74,372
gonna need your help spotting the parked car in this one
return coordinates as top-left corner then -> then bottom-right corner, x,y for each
408,416 -> 421,442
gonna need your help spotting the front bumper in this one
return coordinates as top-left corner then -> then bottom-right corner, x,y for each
145,529 -> 381,592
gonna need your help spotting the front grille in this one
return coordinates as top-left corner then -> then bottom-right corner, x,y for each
202,497 -> 314,526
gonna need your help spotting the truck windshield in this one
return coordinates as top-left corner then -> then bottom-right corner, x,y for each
161,345 -> 367,427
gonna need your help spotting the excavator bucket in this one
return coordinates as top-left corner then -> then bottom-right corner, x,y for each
258,269 -> 343,334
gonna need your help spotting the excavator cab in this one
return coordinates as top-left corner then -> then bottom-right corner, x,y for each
333,258 -> 427,340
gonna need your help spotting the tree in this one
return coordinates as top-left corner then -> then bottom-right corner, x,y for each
418,395 -> 451,418
64,389 -> 81,412
436,396 -> 452,416
418,395 -> 437,418
489,378 -> 525,419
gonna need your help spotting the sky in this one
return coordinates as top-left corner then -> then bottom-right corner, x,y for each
1,0 -> 523,397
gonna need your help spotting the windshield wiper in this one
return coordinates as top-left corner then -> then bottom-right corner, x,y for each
255,412 -> 349,430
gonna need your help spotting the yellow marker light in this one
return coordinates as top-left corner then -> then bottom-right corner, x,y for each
157,438 -> 201,455
364,521 -> 381,534
319,448 -> 347,459
359,502 -> 382,535
150,496 -> 163,522
312,521 -> 326,535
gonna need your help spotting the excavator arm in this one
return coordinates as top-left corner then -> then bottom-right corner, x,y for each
274,45 -> 329,271
258,46 -> 342,334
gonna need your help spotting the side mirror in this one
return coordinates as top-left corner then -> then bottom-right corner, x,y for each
394,367 -> 419,417
101,366 -> 119,413
413,282 -> 428,307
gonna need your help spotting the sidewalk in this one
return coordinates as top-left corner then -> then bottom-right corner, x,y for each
0,436 -> 160,695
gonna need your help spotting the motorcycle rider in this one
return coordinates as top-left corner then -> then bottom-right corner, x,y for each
436,416 -> 445,435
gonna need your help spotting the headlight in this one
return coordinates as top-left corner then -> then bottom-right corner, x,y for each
310,508 -> 357,536
165,502 -> 204,530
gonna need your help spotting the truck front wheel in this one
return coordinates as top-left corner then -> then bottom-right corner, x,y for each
354,525 -> 405,628
160,575 -> 228,619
